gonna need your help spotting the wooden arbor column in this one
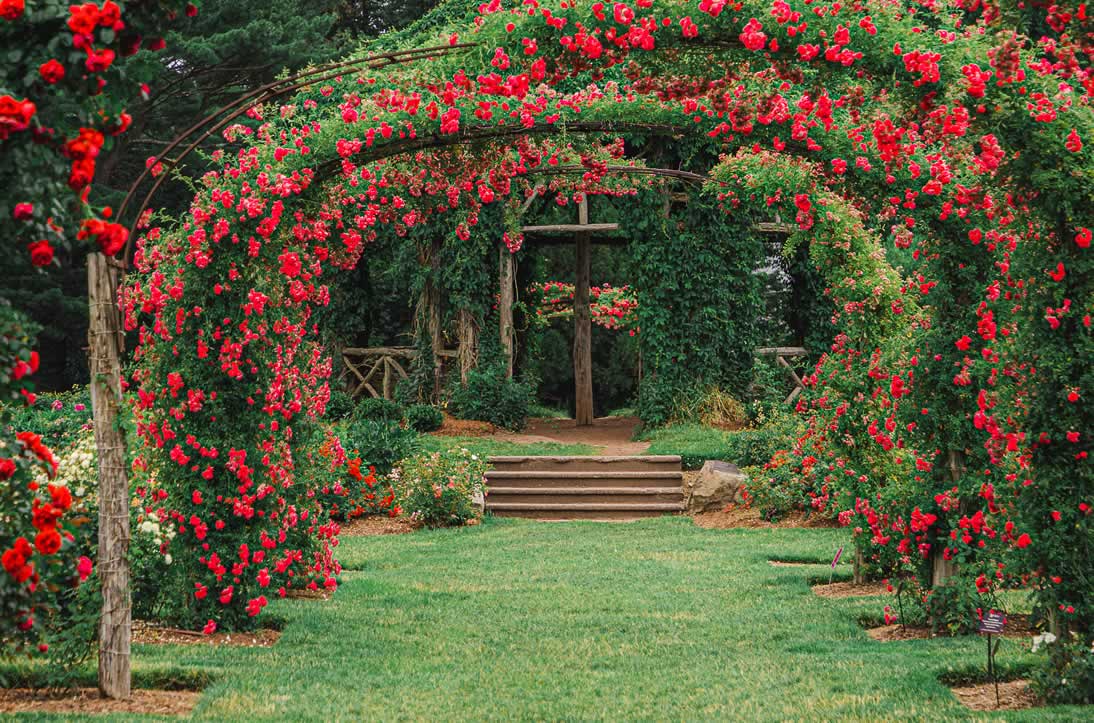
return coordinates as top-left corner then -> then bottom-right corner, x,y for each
88,253 -> 131,699
574,198 -> 594,426
499,244 -> 516,378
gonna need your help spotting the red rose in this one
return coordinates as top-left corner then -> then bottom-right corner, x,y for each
185,3 -> 198,16
13,202 -> 33,220
0,458 -> 15,479
67,3 -> 100,36
34,528 -> 62,555
85,48 -> 116,73
38,59 -> 65,84
0,0 -> 24,21
0,95 -> 36,139
49,484 -> 73,511
27,240 -> 54,267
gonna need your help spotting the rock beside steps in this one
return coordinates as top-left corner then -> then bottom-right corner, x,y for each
484,456 -> 684,521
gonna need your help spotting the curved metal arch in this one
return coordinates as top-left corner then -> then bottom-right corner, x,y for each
119,42 -> 476,264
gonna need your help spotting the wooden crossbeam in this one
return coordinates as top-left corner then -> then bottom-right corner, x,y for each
521,222 -> 620,234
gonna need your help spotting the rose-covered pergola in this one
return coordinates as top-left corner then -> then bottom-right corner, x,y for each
7,0 -> 1087,700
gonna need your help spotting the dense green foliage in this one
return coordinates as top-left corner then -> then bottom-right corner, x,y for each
447,362 -> 533,431
405,403 -> 443,432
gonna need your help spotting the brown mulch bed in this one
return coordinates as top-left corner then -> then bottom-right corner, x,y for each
0,688 -> 201,716
812,580 -> 891,598
867,624 -> 936,642
133,620 -> 279,648
867,615 -> 1037,642
340,515 -> 417,536
693,505 -> 839,529
432,414 -> 498,436
951,679 -> 1040,711
284,586 -> 334,601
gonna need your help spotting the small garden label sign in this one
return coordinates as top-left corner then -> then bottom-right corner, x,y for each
979,611 -> 1005,705
979,611 -> 1005,634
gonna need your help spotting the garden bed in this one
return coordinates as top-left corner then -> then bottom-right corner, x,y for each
0,688 -> 201,716
693,505 -> 838,529
133,620 -> 279,648
812,580 -> 890,598
340,515 -> 418,536
950,679 -> 1038,711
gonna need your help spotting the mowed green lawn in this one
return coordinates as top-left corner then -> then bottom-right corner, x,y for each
11,517 -> 1087,720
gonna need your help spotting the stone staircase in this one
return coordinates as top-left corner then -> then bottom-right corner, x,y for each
485,455 -> 685,520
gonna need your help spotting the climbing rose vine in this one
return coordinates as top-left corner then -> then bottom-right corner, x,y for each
114,0 -> 1089,695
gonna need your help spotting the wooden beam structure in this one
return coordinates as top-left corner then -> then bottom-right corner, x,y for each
573,197 -> 594,426
755,346 -> 809,404
499,244 -> 516,378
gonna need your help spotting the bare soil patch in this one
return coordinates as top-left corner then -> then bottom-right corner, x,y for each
0,688 -> 201,716
951,679 -> 1039,711
693,505 -> 839,529
434,415 -> 498,436
284,586 -> 333,601
133,620 -> 279,648
812,580 -> 891,598
867,624 -> 936,642
430,415 -> 649,456
340,515 -> 417,536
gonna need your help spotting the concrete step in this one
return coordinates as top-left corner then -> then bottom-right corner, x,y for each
484,456 -> 684,520
488,502 -> 685,520
487,455 -> 681,473
487,487 -> 685,505
484,470 -> 683,488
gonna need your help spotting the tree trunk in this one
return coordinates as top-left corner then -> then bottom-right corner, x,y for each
88,253 -> 131,700
932,449 -> 966,588
574,232 -> 593,426
853,546 -> 866,585
499,245 -> 516,379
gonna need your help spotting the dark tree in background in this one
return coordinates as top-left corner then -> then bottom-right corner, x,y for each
23,0 -> 439,391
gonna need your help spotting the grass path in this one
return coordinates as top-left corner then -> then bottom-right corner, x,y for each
15,518 -> 1087,720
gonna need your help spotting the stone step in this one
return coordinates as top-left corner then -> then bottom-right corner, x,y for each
484,471 -> 683,489
488,502 -> 685,520
487,487 -> 685,506
488,455 -> 681,473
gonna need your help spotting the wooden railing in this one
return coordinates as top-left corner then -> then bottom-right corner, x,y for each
341,347 -> 414,400
755,346 -> 809,404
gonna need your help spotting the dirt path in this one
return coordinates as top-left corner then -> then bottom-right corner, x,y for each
507,416 -> 649,455
436,415 -> 649,456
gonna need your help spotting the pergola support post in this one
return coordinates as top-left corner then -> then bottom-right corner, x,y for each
499,244 -> 516,378
88,253 -> 131,700
574,197 -> 593,426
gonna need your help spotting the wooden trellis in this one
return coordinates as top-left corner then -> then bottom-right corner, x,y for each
755,346 -> 809,404
341,347 -> 414,400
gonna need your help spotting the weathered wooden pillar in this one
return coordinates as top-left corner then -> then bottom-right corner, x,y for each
457,309 -> 478,383
499,245 -> 516,378
423,239 -> 444,401
574,228 -> 593,427
88,253 -> 131,700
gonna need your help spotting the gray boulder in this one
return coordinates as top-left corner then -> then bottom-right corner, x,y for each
686,461 -> 747,513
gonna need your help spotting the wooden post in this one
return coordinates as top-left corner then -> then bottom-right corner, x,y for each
88,253 -> 131,700
574,230 -> 593,427
499,244 -> 516,378
428,239 -> 444,401
457,309 -> 478,383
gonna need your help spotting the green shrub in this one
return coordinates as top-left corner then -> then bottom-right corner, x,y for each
447,364 -> 531,431
405,404 -> 443,432
1032,639 -> 1094,704
342,417 -> 419,476
3,386 -> 93,449
393,447 -> 487,527
643,419 -> 798,471
354,397 -> 405,423
325,389 -> 356,420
